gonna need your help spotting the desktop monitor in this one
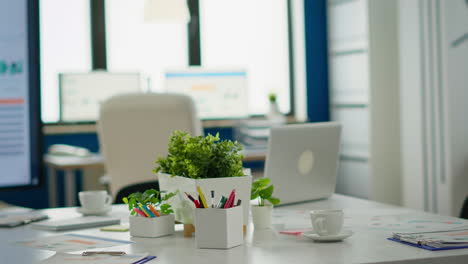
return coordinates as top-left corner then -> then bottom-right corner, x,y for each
59,72 -> 141,123
0,0 -> 42,189
164,68 -> 249,120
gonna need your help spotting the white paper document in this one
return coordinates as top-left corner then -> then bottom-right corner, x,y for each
15,233 -> 133,252
40,252 -> 148,264
30,216 -> 120,231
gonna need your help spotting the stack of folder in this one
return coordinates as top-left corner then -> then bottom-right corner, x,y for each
389,229 -> 468,251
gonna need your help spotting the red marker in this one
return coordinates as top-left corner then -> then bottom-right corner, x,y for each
133,208 -> 147,217
224,189 -> 236,208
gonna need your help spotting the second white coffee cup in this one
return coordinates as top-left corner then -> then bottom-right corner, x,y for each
310,209 -> 344,236
79,190 -> 112,212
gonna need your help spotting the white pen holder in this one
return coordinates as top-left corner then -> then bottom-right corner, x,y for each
194,206 -> 243,249
129,214 -> 175,238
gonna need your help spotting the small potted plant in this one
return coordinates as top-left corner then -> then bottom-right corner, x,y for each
123,189 -> 177,238
155,131 -> 252,232
250,178 -> 280,229
267,92 -> 286,124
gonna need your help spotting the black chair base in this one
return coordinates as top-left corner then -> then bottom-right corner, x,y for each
114,180 -> 160,204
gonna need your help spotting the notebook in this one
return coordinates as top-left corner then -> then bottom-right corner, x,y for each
389,229 -> 468,251
31,216 -> 120,231
0,212 -> 48,227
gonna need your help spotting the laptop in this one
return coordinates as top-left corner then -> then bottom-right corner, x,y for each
264,122 -> 341,205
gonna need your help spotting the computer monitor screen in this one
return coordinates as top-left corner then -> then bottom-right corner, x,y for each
164,68 -> 249,120
59,72 -> 141,123
0,0 -> 41,189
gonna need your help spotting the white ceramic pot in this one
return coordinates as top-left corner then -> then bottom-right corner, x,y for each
129,214 -> 175,238
158,173 -> 252,225
251,204 -> 273,229
194,206 -> 243,249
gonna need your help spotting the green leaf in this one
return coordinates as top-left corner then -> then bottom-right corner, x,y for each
252,178 -> 270,189
160,203 -> 173,215
267,197 -> 281,205
259,185 -> 274,199
122,197 -> 128,204
251,190 -> 260,200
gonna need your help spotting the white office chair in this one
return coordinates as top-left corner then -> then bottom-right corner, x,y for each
97,93 -> 203,199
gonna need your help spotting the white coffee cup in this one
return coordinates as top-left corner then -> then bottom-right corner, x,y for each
79,190 -> 112,212
310,209 -> 344,236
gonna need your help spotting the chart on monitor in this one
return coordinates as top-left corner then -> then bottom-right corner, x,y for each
59,72 -> 141,123
0,0 -> 41,189
164,68 -> 249,120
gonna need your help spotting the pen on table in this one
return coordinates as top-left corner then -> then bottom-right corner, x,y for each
213,196 -> 222,208
133,208 -> 147,217
218,196 -> 227,208
144,205 -> 156,217
133,256 -> 157,264
139,204 -> 151,217
82,251 -> 126,256
185,192 -> 196,204
229,192 -> 236,208
224,189 -> 236,208
198,195 -> 204,208
147,204 -> 160,217
211,190 -> 215,208
185,192 -> 201,208
197,186 -> 208,208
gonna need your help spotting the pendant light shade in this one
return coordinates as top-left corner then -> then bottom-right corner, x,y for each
144,0 -> 190,23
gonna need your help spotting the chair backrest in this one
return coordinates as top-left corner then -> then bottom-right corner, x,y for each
461,196 -> 468,219
97,93 -> 202,198
114,180 -> 160,204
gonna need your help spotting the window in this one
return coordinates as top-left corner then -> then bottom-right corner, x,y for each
40,0 -> 303,123
40,0 -> 91,123
105,0 -> 188,92
199,0 -> 290,115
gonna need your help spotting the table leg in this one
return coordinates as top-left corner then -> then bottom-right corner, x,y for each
64,170 -> 77,207
48,167 -> 58,208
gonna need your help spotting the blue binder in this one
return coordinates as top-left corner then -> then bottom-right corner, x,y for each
388,237 -> 468,251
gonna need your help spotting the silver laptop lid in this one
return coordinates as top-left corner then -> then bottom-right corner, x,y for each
264,122 -> 341,205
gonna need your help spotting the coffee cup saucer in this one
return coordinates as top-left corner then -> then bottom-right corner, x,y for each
302,230 -> 353,242
77,206 -> 111,216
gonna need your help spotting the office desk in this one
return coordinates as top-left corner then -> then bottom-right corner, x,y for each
44,154 -> 105,207
4,194 -> 467,264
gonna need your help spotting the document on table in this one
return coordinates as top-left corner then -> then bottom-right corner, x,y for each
368,216 -> 468,232
15,233 -> 133,252
40,252 -> 150,264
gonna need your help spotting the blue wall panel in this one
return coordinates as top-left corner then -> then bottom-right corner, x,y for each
304,0 -> 330,122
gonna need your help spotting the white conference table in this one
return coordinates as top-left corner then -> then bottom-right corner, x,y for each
2,194 -> 468,264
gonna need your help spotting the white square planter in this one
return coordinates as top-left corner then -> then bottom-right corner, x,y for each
158,173 -> 252,225
129,214 -> 175,238
194,207 -> 243,249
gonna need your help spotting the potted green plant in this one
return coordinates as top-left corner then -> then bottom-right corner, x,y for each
250,178 -> 280,229
123,189 -> 177,238
155,131 -> 252,230
267,92 -> 286,124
